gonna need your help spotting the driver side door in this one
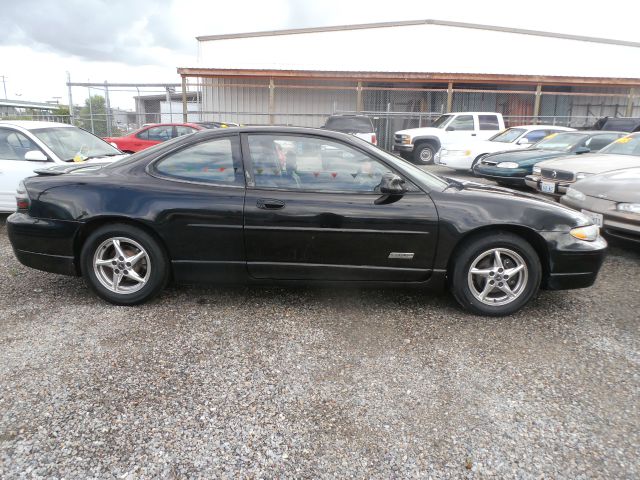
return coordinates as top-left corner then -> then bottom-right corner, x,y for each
242,133 -> 439,282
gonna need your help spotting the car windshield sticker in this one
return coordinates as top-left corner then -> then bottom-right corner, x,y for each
615,137 -> 632,144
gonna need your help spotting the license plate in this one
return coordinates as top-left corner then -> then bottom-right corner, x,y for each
541,181 -> 556,194
581,209 -> 604,227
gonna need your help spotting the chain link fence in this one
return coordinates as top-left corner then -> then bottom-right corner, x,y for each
1,78 -> 638,150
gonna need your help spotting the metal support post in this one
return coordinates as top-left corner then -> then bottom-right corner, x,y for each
182,76 -> 188,122
533,84 -> 542,124
446,82 -> 453,113
104,81 -> 112,136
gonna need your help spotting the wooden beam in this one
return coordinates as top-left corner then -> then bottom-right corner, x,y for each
177,67 -> 640,87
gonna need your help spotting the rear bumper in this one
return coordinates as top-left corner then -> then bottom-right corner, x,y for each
540,231 -> 607,290
7,213 -> 81,276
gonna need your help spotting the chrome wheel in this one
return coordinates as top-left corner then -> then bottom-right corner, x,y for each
467,248 -> 528,306
93,237 -> 151,295
419,147 -> 433,162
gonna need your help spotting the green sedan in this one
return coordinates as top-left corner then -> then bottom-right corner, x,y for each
472,130 -> 626,186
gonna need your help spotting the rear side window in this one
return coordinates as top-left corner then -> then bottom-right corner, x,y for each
324,116 -> 374,133
479,115 -> 500,130
586,134 -> 622,151
153,136 -> 243,185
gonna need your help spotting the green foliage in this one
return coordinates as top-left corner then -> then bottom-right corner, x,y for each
78,95 -> 109,136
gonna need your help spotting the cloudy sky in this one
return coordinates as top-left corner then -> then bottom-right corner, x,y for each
1,0 -> 638,109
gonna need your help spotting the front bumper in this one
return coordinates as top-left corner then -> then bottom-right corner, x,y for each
561,196 -> 640,243
472,164 -> 529,185
393,143 -> 414,153
525,175 -> 572,196
7,213 -> 82,276
540,230 -> 607,290
436,154 -> 473,170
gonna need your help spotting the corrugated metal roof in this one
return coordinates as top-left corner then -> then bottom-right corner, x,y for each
196,20 -> 640,81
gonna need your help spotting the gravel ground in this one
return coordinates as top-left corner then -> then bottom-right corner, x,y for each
1,183 -> 639,478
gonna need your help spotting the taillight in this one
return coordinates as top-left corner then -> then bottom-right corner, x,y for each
16,180 -> 30,211
371,134 -> 377,145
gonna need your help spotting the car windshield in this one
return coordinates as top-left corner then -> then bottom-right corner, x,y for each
598,135 -> 640,156
349,136 -> 449,191
31,126 -> 121,162
431,115 -> 452,128
324,116 -> 374,133
489,128 -> 526,143
532,132 -> 586,151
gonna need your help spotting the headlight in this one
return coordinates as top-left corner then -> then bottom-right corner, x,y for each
617,203 -> 640,214
398,134 -> 411,144
532,166 -> 541,175
576,172 -> 592,180
565,188 -> 586,201
497,162 -> 519,168
570,224 -> 599,241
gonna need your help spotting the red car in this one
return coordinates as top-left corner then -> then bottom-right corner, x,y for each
104,123 -> 205,153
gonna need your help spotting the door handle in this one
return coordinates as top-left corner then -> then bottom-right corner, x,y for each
257,198 -> 285,210
471,133 -> 477,136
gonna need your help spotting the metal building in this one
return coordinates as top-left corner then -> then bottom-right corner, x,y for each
178,19 -> 640,149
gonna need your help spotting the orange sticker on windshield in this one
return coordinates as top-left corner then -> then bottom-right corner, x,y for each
615,137 -> 632,143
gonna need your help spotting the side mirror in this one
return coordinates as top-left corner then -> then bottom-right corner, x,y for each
575,146 -> 590,154
378,173 -> 406,194
446,126 -> 456,131
516,138 -> 530,145
24,150 -> 49,162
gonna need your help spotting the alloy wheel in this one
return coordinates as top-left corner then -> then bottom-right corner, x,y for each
92,237 -> 151,294
467,248 -> 528,306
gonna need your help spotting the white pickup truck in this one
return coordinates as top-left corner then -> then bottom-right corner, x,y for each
393,112 -> 505,164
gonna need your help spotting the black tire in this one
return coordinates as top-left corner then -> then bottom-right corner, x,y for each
470,154 -> 488,171
450,231 -> 542,316
80,223 -> 169,305
413,143 -> 436,165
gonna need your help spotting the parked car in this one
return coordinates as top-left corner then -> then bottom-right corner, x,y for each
526,133 -> 640,196
323,115 -> 377,145
0,120 -> 126,212
436,125 -> 575,171
592,116 -> 640,133
394,112 -> 505,164
560,167 -> 640,243
7,126 -> 606,316
103,122 -> 205,153
473,130 -> 626,186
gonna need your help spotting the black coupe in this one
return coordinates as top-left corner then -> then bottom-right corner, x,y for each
7,127 -> 607,316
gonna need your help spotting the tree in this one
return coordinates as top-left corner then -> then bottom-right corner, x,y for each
78,95 -> 108,136
53,105 -> 70,124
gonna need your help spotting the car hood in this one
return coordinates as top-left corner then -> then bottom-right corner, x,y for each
535,153 -> 640,174
571,167 -> 640,203
396,127 -> 443,137
485,148 -> 568,165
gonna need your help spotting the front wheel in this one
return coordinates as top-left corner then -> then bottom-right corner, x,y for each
413,143 -> 436,165
450,232 -> 542,316
80,223 -> 169,305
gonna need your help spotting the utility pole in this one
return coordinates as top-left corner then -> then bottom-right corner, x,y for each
1,75 -> 7,99
67,72 -> 74,125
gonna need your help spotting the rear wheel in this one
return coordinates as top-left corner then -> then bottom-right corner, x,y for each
80,223 -> 169,305
413,143 -> 436,165
450,232 -> 542,316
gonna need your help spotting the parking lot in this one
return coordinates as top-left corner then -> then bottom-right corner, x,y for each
1,177 -> 638,478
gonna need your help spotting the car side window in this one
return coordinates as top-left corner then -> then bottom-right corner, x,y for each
478,115 -> 500,130
175,126 -> 197,137
146,126 -> 173,142
523,130 -> 550,143
154,136 -> 243,186
247,134 -> 417,193
0,129 -> 39,161
136,129 -> 149,140
586,134 -> 621,151
448,115 -> 475,131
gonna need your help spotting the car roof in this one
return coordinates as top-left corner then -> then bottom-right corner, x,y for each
0,120 -> 75,130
